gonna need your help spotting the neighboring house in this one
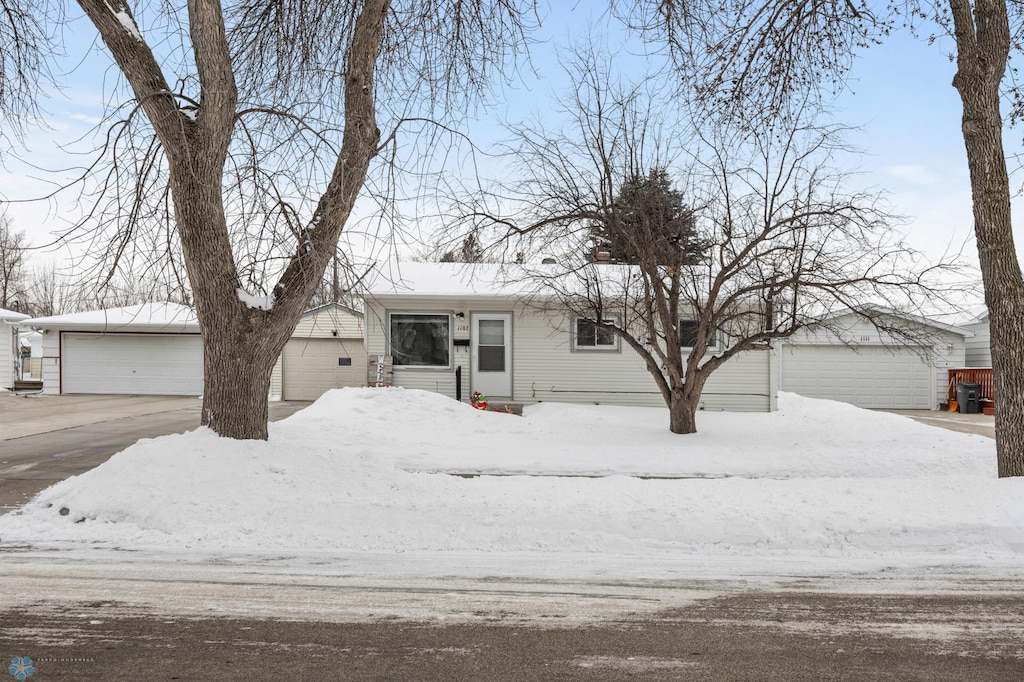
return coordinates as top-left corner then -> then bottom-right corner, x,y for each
18,302 -> 203,396
779,309 -> 972,410
270,302 -> 366,401
963,310 -> 991,367
361,262 -> 777,411
1,307 -> 30,390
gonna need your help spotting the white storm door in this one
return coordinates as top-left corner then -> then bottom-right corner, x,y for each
471,313 -> 512,398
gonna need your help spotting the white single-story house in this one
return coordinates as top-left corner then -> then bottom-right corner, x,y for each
270,302 -> 366,401
962,310 -> 991,367
361,262 -> 777,411
1,306 -> 29,389
18,302 -> 204,396
779,309 -> 972,410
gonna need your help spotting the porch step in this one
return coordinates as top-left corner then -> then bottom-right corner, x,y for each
12,380 -> 43,392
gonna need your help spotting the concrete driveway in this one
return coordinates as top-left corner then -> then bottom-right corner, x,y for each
0,393 -> 203,440
0,393 -> 310,511
880,409 -> 996,439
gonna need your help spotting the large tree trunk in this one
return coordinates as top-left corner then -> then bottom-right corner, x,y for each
950,0 -> 1024,477
669,388 -> 699,434
199,310 -> 294,440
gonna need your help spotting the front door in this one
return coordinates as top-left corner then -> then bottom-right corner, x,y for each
471,313 -> 512,398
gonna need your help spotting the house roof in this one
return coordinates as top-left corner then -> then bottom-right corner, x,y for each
363,262 -> 529,297
362,261 -> 637,298
363,267 -> 972,341
0,307 -> 29,322
964,308 -> 989,325
814,306 -> 974,338
18,302 -> 199,333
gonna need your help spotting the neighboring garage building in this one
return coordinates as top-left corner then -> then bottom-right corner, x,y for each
20,302 -> 203,396
20,301 -> 366,400
270,303 -> 366,401
779,310 -> 972,410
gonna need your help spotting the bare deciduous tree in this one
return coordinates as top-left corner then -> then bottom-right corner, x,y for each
623,0 -> 1024,472
68,0 -> 531,439
21,264 -> 66,317
0,212 -> 28,309
468,57 -> 965,433
0,0 -> 54,142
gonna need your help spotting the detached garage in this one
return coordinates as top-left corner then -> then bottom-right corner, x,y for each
270,303 -> 366,401
780,310 -> 972,410
19,302 -> 202,396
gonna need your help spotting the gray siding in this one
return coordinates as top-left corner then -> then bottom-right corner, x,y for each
365,297 -> 774,411
964,320 -> 991,367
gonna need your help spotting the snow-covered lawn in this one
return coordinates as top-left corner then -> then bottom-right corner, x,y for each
1,389 -> 1021,569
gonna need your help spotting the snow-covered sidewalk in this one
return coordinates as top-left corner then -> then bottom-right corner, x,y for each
1,388 -> 1020,575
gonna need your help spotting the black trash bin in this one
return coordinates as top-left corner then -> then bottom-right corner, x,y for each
956,382 -> 981,414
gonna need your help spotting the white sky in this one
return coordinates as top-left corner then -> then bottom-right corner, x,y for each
0,7 -> 1020,290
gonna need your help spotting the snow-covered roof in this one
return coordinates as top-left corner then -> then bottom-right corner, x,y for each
0,307 -> 29,322
363,262 -> 531,297
814,305 -> 974,338
964,308 -> 989,325
362,261 -> 640,298
18,302 -> 199,333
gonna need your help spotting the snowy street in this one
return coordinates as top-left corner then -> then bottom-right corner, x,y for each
1,548 -> 1023,679
1,545 -> 1023,624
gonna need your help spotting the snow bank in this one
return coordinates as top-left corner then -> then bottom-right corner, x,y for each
1,389 -> 1021,562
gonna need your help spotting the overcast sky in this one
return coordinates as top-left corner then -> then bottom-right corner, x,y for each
0,6 -> 1020,296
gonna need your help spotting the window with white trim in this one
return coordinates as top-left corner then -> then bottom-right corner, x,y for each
573,316 -> 620,351
389,312 -> 451,367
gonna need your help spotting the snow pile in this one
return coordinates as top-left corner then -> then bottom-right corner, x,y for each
1,389 -> 1021,561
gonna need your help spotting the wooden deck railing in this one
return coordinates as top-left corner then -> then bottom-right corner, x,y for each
947,367 -> 995,404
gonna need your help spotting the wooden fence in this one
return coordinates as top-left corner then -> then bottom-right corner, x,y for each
946,367 -> 995,406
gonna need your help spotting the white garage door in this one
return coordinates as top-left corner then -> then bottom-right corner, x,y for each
283,338 -> 368,401
63,333 -> 203,395
781,344 -> 933,409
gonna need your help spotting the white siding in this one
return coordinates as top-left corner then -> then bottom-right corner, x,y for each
270,305 -> 364,399
365,297 -> 773,411
3,326 -> 15,389
964,319 -> 991,367
785,313 -> 967,409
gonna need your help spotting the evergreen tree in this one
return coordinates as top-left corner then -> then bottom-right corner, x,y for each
439,232 -> 486,262
592,168 -> 705,266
